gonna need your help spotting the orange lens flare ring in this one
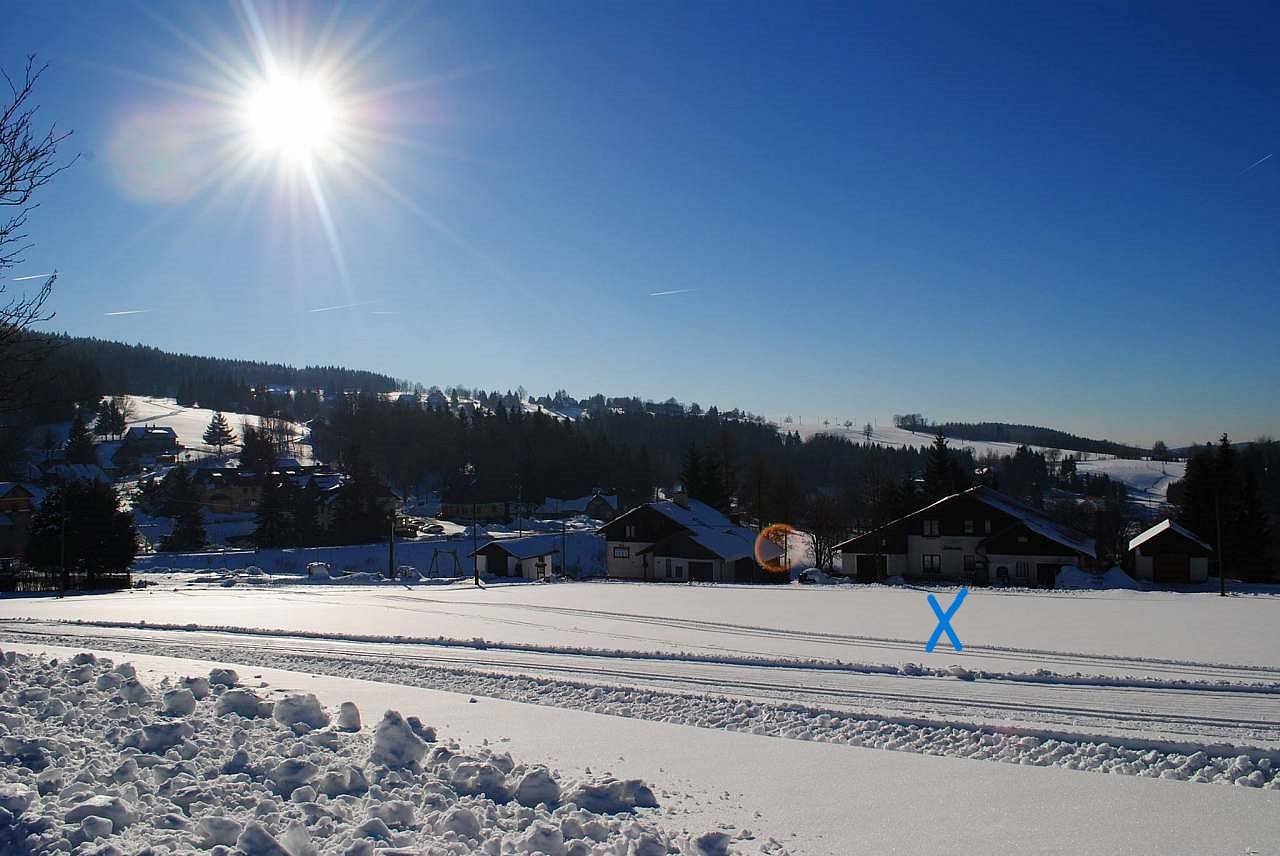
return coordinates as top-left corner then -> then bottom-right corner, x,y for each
755,523 -> 796,574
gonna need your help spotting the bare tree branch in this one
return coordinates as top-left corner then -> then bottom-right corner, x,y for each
0,55 -> 77,413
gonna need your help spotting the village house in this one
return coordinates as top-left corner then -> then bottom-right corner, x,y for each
599,496 -> 783,583
1128,519 -> 1211,584
836,485 -> 1095,587
439,499 -> 511,523
0,483 -> 39,561
534,491 -> 620,522
123,425 -> 180,459
192,459 -> 344,514
469,534 -> 560,580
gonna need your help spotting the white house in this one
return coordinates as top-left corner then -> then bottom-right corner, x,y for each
598,497 -> 783,583
469,535 -> 560,580
836,485 -> 1096,587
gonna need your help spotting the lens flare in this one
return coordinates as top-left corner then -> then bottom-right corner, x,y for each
755,523 -> 795,574
244,73 -> 339,162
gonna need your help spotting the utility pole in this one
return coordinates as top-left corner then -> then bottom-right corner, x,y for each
387,508 -> 396,579
1215,491 -> 1226,597
561,518 -> 567,577
58,489 -> 66,597
472,503 -> 480,587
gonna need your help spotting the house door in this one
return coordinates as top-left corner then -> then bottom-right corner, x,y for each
856,554 -> 885,582
688,561 -> 713,582
1036,564 -> 1058,588
1153,554 -> 1190,584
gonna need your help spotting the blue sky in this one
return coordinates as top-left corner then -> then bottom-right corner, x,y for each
3,1 -> 1277,446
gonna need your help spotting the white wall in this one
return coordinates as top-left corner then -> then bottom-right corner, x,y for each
605,541 -> 651,579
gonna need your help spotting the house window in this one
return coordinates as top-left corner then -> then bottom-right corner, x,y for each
984,519 -> 992,534
922,554 -> 942,575
963,519 -> 974,535
1015,561 -> 1030,579
624,525 -> 636,540
923,519 -> 941,537
613,546 -> 630,559
963,554 -> 976,573
664,558 -> 673,579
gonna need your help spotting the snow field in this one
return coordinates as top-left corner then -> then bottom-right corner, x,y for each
0,648 -> 744,856
6,629 -> 1275,794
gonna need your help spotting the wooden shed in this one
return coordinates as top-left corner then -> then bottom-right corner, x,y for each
1128,519 -> 1212,584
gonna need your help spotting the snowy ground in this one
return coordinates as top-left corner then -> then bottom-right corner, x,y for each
4,644 -> 1279,856
123,396 -> 312,462
2,581 -> 1279,852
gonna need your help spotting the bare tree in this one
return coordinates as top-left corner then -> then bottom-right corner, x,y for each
0,56 -> 75,412
804,493 -> 847,571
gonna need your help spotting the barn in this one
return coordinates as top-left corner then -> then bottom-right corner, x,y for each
1128,519 -> 1212,584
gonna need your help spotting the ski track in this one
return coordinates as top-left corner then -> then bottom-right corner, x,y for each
5,623 -> 1280,788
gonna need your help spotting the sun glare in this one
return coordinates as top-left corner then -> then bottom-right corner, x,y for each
244,73 -> 339,162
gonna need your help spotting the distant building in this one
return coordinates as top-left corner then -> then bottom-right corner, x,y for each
0,482 -> 38,561
123,426 -> 179,458
469,535 -> 560,580
534,491 -> 620,522
836,485 -> 1095,587
192,461 -> 344,514
43,463 -> 113,485
440,499 -> 511,523
1128,519 -> 1211,584
598,497 -> 783,583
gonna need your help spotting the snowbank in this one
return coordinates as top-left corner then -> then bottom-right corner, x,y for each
0,648 -> 730,855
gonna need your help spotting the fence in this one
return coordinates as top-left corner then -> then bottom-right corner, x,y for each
0,562 -> 132,594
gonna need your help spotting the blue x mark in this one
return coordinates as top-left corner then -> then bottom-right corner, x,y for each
925,587 -> 968,653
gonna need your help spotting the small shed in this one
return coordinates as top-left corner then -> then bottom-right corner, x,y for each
470,535 -> 560,580
1129,519 -> 1212,584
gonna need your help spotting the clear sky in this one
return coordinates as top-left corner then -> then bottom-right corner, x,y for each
3,1 -> 1277,446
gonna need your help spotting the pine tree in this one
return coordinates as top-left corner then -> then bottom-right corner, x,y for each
253,476 -> 293,548
93,400 -> 125,439
64,413 -> 97,465
1237,468 -> 1272,580
679,445 -> 704,500
239,424 -> 275,474
923,433 -> 954,501
202,412 -> 235,456
26,481 -> 139,577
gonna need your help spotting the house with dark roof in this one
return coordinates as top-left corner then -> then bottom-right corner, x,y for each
1128,519 -> 1211,584
598,497 -> 783,583
123,425 -> 179,458
469,534 -> 560,580
836,485 -> 1096,587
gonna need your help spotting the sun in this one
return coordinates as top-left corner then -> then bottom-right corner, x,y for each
243,73 -> 340,163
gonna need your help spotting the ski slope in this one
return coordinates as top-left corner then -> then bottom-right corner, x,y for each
124,396 -> 312,460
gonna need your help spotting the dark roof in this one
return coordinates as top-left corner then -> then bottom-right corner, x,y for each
836,485 -> 1096,558
468,534 -> 560,560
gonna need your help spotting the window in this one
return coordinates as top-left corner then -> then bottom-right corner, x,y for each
963,519 -> 974,535
922,554 -> 942,575
923,519 -> 940,537
963,554 -> 976,573
624,525 -> 636,540
1015,561 -> 1030,579
664,558 -> 673,579
984,519 -> 992,534
613,545 -> 630,559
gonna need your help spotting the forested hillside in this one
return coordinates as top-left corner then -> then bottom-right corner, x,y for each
893,414 -> 1147,457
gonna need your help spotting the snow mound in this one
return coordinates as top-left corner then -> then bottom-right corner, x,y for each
1099,566 -> 1141,590
0,649 -> 712,855
1055,565 -> 1095,589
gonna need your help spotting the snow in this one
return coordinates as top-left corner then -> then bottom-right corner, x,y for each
4,644 -> 1279,855
0,648 -> 704,855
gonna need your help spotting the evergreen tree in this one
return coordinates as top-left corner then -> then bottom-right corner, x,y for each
202,412 -> 235,456
93,399 -> 125,439
253,476 -> 292,548
292,480 -> 323,546
679,444 -> 704,499
158,466 -> 206,551
1237,468 -> 1272,580
26,481 -> 139,578
239,423 -> 275,474
64,413 -> 97,465
923,433 -> 955,500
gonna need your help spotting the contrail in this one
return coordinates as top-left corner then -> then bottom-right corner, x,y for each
11,273 -> 52,281
104,309 -> 151,317
308,300 -> 374,313
1241,153 -> 1273,174
650,288 -> 698,297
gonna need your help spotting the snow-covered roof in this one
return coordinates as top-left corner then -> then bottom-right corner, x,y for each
470,534 -> 560,560
688,525 -> 782,562
44,464 -> 112,484
647,498 -> 732,530
1128,518 -> 1212,553
536,493 -> 620,515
